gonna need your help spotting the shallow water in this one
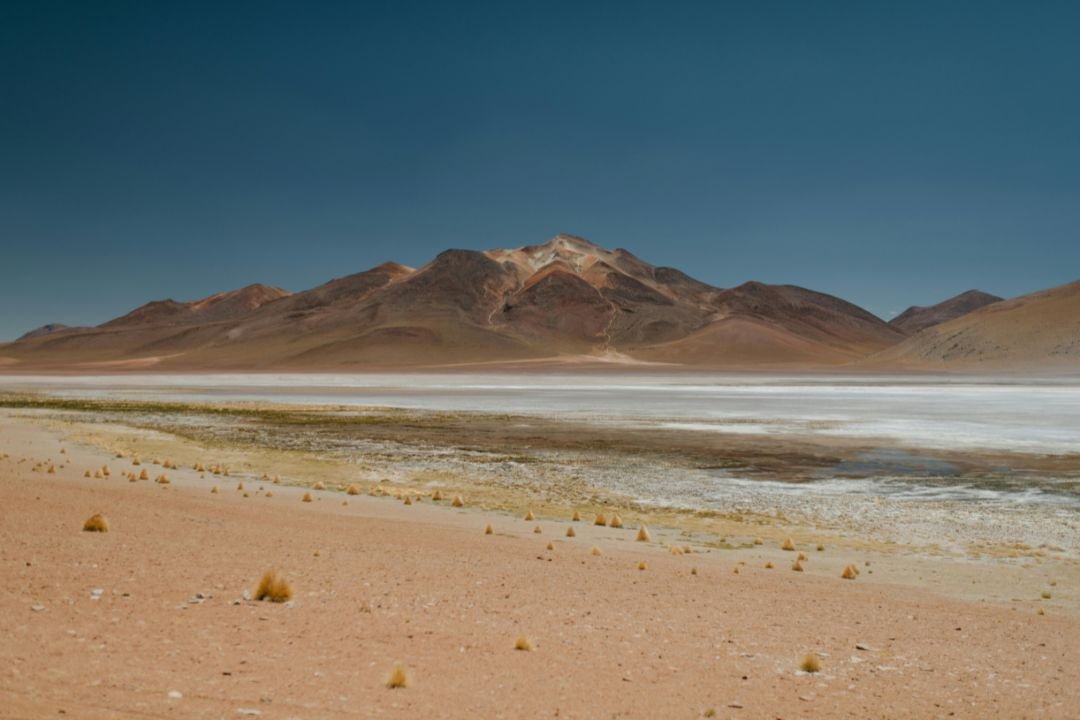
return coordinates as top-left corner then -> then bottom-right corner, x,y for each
3,372 -> 1079,518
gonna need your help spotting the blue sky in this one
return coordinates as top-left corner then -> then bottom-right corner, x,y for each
2,1 -> 1078,339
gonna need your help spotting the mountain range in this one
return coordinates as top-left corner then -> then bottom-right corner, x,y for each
2,234 -> 1077,371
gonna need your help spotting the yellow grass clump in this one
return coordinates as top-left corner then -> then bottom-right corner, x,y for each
636,526 -> 651,542
266,491 -> 273,498
484,524 -> 493,535
609,513 -> 623,529
211,487 -> 219,494
254,570 -> 293,602
572,510 -> 582,522
792,560 -> 804,572
156,474 -> 169,484
733,567 -> 740,575
753,537 -> 763,545
302,492 -> 313,503
128,473 -> 137,483
131,456 -> 141,466
451,495 -> 464,507
84,470 -> 91,478
566,527 -> 576,538
638,561 -> 647,571
841,564 -> 858,580
533,525 -> 542,534
242,492 -> 249,498
797,552 -> 808,561
138,468 -> 149,481
152,457 -> 161,465
524,510 -> 535,521
47,464 -> 56,474
782,537 -> 796,551
431,489 -> 443,501
236,482 -> 244,491
403,495 -> 413,505
593,513 -> 607,526
82,513 -> 109,532
273,475 -> 280,484
691,567 -> 698,576
800,653 -> 822,673
313,481 -> 326,490
347,485 -> 360,495
817,544 -> 825,552
765,561 -> 774,569
101,465 -> 111,477
590,546 -> 603,556
514,635 -> 534,651
260,473 -> 269,481
546,542 -> 554,551
1041,591 -> 1052,600
670,546 -> 684,556
94,470 -> 102,479
386,663 -> 411,689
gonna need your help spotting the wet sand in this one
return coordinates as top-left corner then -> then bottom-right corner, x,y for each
2,412 -> 1079,718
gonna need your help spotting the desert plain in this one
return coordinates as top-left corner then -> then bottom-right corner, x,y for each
1,373 -> 1078,719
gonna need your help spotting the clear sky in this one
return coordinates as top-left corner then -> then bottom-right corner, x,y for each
2,1 -> 1078,340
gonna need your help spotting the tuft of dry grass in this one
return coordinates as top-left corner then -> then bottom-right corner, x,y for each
47,464 -> 56,474
101,464 -> 110,477
94,470 -> 102,479
609,513 -> 623,529
638,561 -> 647,571
733,567 -> 740,574
211,486 -> 219,494
590,546 -> 603,556
524,510 -> 535,521
800,653 -> 822,673
572,510 -> 581,522
691,567 -> 698,576
566,526 -> 576,538
753,537 -> 763,545
266,491 -> 273,498
533,525 -> 542,534
84,470 -> 91,478
131,456 -> 141,466
313,481 -> 326,490
236,482 -> 244,491
346,485 -> 360,496
156,474 -> 169,484
636,526 -> 651,542
403,495 -> 413,505
841,564 -> 857,580
514,635 -> 533,652
817,544 -> 825,552
138,468 -> 149,481
1041,591 -> 1052,600
791,560 -> 804,572
782,537 -> 796,551
451,495 -> 464,507
385,663 -> 411,689
127,473 -> 137,483
302,492 -> 313,503
484,524 -> 493,535
797,552 -> 808,561
254,570 -> 293,602
765,561 -> 774,569
670,546 -> 684,555
82,513 -> 109,532
594,513 -> 607,526
546,542 -> 554,551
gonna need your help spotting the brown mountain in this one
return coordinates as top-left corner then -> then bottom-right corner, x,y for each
869,280 -> 1080,370
2,234 -> 907,370
889,290 -> 1002,335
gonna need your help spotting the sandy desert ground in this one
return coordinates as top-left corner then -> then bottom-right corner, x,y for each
2,408 -> 1079,719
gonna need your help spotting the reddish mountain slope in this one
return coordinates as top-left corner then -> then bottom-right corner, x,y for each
3,234 -> 911,370
889,290 -> 1003,335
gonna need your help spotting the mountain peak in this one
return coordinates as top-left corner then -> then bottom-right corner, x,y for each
890,289 -> 1003,335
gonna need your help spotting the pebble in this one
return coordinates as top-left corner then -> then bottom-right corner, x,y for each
236,708 -> 261,716
167,690 -> 183,700
30,604 -> 46,612
855,643 -> 871,651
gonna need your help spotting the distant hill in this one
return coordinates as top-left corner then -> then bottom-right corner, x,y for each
870,281 -> 1080,370
889,290 -> 1003,335
16,323 -> 71,342
0,234 -> 905,370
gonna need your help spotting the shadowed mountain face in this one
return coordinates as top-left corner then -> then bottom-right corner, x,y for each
889,290 -> 1003,335
3,234 -> 921,370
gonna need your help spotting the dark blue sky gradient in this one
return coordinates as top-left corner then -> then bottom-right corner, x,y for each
2,1 -> 1078,339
